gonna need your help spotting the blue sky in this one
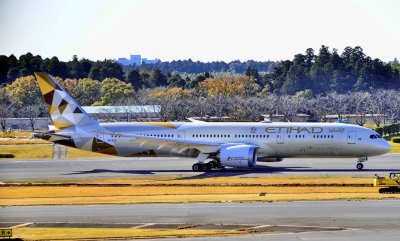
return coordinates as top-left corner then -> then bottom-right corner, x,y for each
0,0 -> 399,62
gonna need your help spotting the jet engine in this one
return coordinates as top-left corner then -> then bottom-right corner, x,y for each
257,157 -> 284,162
218,144 -> 257,168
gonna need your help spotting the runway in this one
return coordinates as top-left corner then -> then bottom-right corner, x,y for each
1,154 -> 399,181
1,201 -> 400,240
2,155 -> 400,240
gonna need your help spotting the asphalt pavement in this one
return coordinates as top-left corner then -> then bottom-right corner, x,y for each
1,201 -> 400,241
1,155 -> 400,240
0,154 -> 399,181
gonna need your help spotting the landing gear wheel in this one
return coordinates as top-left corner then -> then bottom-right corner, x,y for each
208,161 -> 215,169
192,163 -> 200,172
356,163 -> 364,170
201,163 -> 211,172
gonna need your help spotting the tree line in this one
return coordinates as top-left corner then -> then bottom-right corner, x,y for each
1,45 -> 400,130
267,46 -> 400,95
124,59 -> 278,74
2,46 -> 399,96
2,74 -> 400,130
0,53 -> 124,85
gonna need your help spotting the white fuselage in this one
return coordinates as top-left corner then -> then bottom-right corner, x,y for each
98,122 -> 390,158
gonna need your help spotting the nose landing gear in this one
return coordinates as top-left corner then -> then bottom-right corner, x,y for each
356,157 -> 367,170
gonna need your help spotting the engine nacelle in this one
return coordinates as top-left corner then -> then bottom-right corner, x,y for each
257,157 -> 284,162
219,145 -> 257,168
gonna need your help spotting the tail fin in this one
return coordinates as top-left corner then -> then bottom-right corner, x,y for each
34,72 -> 98,130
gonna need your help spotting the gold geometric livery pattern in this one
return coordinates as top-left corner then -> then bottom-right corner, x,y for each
34,72 -> 98,130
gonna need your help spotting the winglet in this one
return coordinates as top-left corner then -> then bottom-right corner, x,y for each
34,72 -> 98,130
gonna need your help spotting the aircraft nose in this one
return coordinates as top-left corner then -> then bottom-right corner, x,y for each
382,140 -> 391,154
368,140 -> 391,156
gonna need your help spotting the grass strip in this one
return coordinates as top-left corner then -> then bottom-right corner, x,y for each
0,145 -> 109,159
2,192 -> 399,206
13,227 -> 241,240
1,176 -> 399,206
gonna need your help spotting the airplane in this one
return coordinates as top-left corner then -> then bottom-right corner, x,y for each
33,72 -> 391,172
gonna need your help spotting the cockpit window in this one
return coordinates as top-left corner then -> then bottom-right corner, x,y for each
370,134 -> 377,139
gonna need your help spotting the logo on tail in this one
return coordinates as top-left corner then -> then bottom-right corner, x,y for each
34,72 -> 98,130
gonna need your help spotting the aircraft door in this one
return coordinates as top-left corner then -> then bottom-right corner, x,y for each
178,131 -> 185,139
347,131 -> 356,144
276,134 -> 284,144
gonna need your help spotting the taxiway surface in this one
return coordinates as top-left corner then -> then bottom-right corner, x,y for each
1,201 -> 400,241
0,154 -> 399,181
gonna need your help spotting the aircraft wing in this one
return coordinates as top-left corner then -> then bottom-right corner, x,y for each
92,131 -> 229,154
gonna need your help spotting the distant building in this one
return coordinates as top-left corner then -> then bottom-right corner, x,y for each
141,58 -> 159,64
115,54 -> 159,66
130,55 -> 142,66
116,57 -> 130,66
325,114 -> 388,125
82,105 -> 161,122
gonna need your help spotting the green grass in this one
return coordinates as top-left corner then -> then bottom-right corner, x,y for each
13,227 -> 239,241
1,176 -> 398,206
389,141 -> 400,153
0,145 -> 109,159
0,145 -> 52,159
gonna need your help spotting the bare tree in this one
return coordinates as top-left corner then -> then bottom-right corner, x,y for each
369,90 -> 389,127
306,95 -> 330,122
258,94 -> 278,120
385,90 -> 400,123
352,92 -> 371,126
207,95 -> 231,120
325,92 -> 351,120
228,97 -> 263,121
22,104 -> 43,131
277,95 -> 305,122
0,103 -> 14,131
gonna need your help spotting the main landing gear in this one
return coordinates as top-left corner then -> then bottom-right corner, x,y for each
192,160 -> 221,172
356,157 -> 367,170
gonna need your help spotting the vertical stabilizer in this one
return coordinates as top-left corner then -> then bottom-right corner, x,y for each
34,72 -> 98,130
